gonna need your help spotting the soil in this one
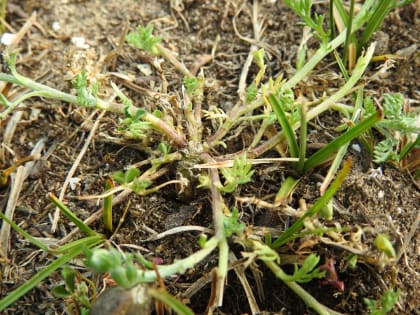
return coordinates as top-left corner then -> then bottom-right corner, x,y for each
0,1 -> 419,314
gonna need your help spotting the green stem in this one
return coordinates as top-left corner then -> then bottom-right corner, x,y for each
298,104 -> 307,172
138,237 -> 219,282
0,73 -> 187,148
264,259 -> 344,315
329,0 -> 335,40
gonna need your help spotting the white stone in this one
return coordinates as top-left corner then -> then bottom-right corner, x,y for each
1,33 -> 16,46
52,21 -> 61,31
351,143 -> 361,153
71,36 -> 90,49
69,177 -> 81,190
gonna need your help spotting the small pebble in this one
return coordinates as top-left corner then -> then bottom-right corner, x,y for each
351,143 -> 362,153
1,33 -> 16,46
52,21 -> 61,31
71,36 -> 90,49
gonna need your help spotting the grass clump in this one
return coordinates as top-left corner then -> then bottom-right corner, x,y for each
0,1 -> 416,314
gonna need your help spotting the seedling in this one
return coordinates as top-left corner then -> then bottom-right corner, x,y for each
0,0 -> 412,313
52,267 -> 93,315
288,0 -> 414,71
219,155 -> 254,193
374,234 -> 396,258
363,93 -> 420,169
249,241 -> 341,315
364,288 -> 401,315
126,24 -> 161,56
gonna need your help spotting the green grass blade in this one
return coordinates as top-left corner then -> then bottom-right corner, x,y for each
0,211 -> 50,252
298,104 -> 307,172
0,246 -> 84,311
271,159 -> 352,249
281,0 -> 376,94
342,0 -> 355,65
266,94 -> 299,158
275,176 -> 300,205
150,288 -> 194,315
303,110 -> 382,172
48,193 -> 98,237
360,0 -> 394,48
320,89 -> 365,193
333,50 -> 350,81
329,0 -> 335,40
53,235 -> 104,254
332,0 -> 349,25
399,134 -> 420,161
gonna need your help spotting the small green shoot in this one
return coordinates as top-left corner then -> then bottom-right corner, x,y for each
246,83 -> 258,103
223,208 -> 245,237
281,253 -> 326,283
364,93 -> 420,165
51,267 -> 92,314
283,0 -> 330,47
103,178 -> 114,232
253,48 -> 266,86
374,234 -> 396,258
112,167 -> 140,185
119,105 -> 151,140
319,200 -> 334,220
72,69 -> 98,107
274,176 -> 300,205
364,288 -> 401,315
158,142 -> 170,156
266,93 -> 299,158
303,110 -> 382,172
183,76 -> 199,95
126,24 -> 161,55
219,155 -> 254,193
111,168 -> 152,193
